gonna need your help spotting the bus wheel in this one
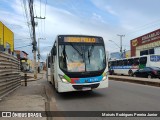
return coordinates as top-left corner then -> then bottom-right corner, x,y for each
148,75 -> 152,79
128,70 -> 133,76
133,74 -> 136,77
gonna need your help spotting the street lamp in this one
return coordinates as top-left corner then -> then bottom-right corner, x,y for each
117,34 -> 125,58
109,40 -> 120,49
109,38 -> 125,59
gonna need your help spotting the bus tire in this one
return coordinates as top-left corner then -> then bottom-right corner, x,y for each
128,70 -> 133,76
133,74 -> 136,77
147,74 -> 152,79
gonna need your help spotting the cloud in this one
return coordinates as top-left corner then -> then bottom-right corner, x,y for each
1,0 -> 160,60
90,0 -> 160,50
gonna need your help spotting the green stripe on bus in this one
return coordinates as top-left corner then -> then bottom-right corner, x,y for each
139,64 -> 146,69
64,75 -> 71,82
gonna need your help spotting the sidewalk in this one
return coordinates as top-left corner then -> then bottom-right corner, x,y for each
0,71 -> 47,120
109,75 -> 160,87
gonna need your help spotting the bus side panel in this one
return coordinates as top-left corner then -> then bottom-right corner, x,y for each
47,68 -> 51,82
50,55 -> 54,84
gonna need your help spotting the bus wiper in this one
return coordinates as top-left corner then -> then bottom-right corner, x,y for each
88,50 -> 90,64
70,43 -> 83,57
88,45 -> 94,64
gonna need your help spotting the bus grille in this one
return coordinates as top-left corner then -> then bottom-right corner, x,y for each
72,84 -> 100,90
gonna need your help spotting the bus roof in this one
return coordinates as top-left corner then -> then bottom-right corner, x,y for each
57,34 -> 103,38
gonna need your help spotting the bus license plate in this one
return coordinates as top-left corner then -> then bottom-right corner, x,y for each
82,87 -> 91,91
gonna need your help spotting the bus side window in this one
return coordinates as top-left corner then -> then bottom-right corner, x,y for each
112,61 -> 116,66
117,60 -> 123,66
117,61 -> 119,66
134,58 -> 139,65
128,59 -> 133,65
140,57 -> 147,64
120,60 -> 123,66
123,60 -> 128,66
48,56 -> 51,68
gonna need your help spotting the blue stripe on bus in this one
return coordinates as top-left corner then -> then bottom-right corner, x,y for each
110,66 -> 132,69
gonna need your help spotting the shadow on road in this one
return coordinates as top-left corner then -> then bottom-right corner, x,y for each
53,89 -> 106,100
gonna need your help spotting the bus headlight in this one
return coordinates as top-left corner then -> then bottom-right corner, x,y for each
102,76 -> 107,81
59,74 -> 69,83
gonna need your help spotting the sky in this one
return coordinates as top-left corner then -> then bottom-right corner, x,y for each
1,0 -> 160,61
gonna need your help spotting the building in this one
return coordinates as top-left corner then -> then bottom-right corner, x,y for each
131,29 -> 160,57
125,50 -> 131,58
14,50 -> 29,71
0,21 -> 14,54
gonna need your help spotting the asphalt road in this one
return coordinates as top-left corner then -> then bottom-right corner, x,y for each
44,80 -> 160,120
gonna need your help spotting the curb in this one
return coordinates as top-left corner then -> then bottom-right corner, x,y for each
109,76 -> 160,87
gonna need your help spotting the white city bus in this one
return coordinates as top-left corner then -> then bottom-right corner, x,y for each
46,54 -> 51,82
109,55 -> 160,76
49,35 -> 108,93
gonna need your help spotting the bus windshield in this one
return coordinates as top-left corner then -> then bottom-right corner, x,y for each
59,44 -> 106,72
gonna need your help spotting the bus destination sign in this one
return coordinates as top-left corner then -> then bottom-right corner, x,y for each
64,37 -> 97,43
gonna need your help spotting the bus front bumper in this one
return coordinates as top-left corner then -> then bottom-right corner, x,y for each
57,80 -> 108,93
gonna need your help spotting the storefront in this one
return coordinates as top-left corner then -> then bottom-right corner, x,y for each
131,29 -> 160,57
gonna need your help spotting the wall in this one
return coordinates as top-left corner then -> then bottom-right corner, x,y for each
0,52 -> 21,98
0,22 -> 3,45
131,29 -> 160,56
0,21 -> 14,52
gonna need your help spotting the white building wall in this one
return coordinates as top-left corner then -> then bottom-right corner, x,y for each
154,47 -> 160,55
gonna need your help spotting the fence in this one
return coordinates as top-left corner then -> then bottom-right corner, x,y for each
0,52 -> 21,99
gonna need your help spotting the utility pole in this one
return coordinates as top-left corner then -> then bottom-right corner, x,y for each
29,0 -> 37,79
34,15 -> 46,73
37,38 -> 45,73
117,34 -> 125,58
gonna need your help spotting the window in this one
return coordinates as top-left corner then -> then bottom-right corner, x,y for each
128,59 -> 133,65
134,58 -> 139,65
48,56 -> 51,68
112,61 -> 117,66
123,59 -> 128,66
117,60 -> 123,66
140,49 -> 154,56
140,57 -> 147,64
59,44 -> 106,72
140,50 -> 148,56
149,49 -> 154,54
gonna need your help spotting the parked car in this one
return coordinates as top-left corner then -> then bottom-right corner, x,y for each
133,67 -> 160,79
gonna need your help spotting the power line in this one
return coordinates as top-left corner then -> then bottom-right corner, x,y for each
21,0 -> 32,40
15,44 -> 32,49
126,19 -> 160,36
44,0 -> 47,36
